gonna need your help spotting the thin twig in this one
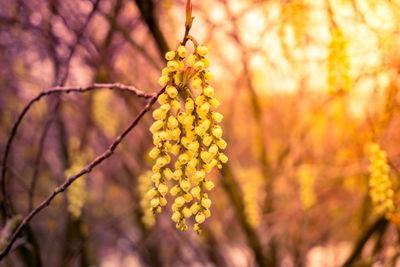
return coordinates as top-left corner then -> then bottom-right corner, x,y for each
0,85 -> 165,260
28,118 -> 54,213
1,83 -> 154,217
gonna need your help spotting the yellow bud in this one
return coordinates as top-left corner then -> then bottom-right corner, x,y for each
161,67 -> 170,76
159,197 -> 167,206
217,139 -> 227,149
200,151 -> 212,163
157,93 -> 169,104
160,103 -> 171,112
193,170 -> 206,183
146,188 -> 157,198
171,144 -> 180,156
149,147 -> 160,159
171,128 -> 181,140
186,54 -> 197,66
204,180 -> 215,190
156,155 -> 170,167
195,126 -> 206,137
165,51 -> 176,60
158,75 -> 170,86
163,168 -> 173,180
188,141 -> 199,153
166,86 -> 178,98
177,45 -> 187,58
194,61 -> 204,71
209,98 -> 220,108
175,196 -> 185,207
173,169 -> 183,180
199,102 -> 210,114
191,78 -> 202,90
167,116 -> 179,129
172,211 -> 181,222
182,207 -> 192,218
203,208 -> 211,218
201,198 -> 211,209
149,120 -> 164,133
202,58 -> 210,68
184,193 -> 193,202
171,100 -> 181,112
219,153 -> 228,163
180,179 -> 191,191
197,45 -> 208,56
204,71 -> 214,81
183,115 -> 194,127
191,186 -> 201,199
174,73 -> 181,85
170,185 -> 180,196
152,109 -> 166,121
190,203 -> 200,214
177,112 -> 187,123
167,60 -> 179,71
151,172 -> 161,183
209,144 -> 219,155
212,126 -> 223,138
195,213 -> 205,224
194,223 -> 201,233
212,112 -> 223,123
179,153 -> 190,164
158,184 -> 168,196
185,98 -> 195,112
203,164 -> 212,173
203,135 -> 213,146
150,198 -> 160,208
195,95 -> 206,106
188,158 -> 198,168
204,86 -> 214,97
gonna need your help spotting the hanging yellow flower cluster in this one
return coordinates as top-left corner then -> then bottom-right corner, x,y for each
327,27 -> 352,94
64,137 -> 89,219
138,171 -> 156,229
368,143 -> 395,218
148,43 -> 227,233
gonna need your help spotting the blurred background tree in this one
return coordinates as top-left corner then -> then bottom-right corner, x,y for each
1,0 -> 400,266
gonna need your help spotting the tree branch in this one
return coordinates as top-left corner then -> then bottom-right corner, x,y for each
1,83 -> 155,217
0,85 -> 166,260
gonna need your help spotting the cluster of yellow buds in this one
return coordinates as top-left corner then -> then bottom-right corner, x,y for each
327,27 -> 352,94
148,43 -> 227,233
368,143 -> 395,218
243,180 -> 260,228
65,138 -> 89,219
138,171 -> 155,229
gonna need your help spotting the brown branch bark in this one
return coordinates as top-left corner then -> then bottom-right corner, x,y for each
1,83 -> 154,218
0,85 -> 166,260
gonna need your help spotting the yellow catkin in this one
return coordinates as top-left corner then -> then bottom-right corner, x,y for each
149,42 -> 227,233
65,138 -> 87,219
138,171 -> 155,229
327,27 -> 352,94
368,143 -> 395,219
243,181 -> 260,228
298,164 -> 316,210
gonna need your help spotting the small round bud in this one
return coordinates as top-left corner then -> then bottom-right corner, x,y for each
195,213 -> 205,224
204,86 -> 214,97
204,180 -> 215,190
158,75 -> 170,86
197,45 -> 208,56
165,51 -> 176,60
177,45 -> 187,58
